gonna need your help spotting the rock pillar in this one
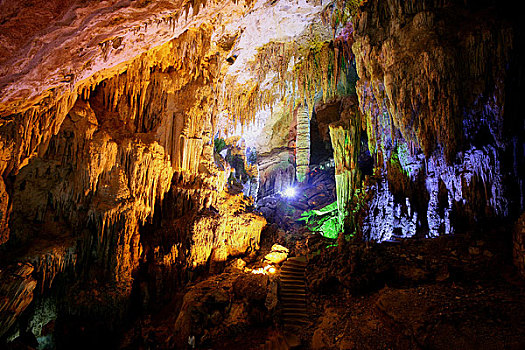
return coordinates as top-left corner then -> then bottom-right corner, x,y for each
0,177 -> 9,245
329,98 -> 361,227
296,105 -> 310,183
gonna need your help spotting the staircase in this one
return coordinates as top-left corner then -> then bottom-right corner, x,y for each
280,256 -> 308,332
259,257 -> 308,349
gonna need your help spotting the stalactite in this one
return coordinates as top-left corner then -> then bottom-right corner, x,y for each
28,243 -> 78,293
351,0 -> 517,240
353,1 -> 512,160
219,24 -> 354,132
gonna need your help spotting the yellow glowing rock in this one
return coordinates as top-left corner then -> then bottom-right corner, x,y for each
263,244 -> 289,265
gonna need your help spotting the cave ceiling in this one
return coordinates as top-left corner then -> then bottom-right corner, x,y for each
0,0 -> 328,129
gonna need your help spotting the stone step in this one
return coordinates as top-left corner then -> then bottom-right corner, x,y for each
283,317 -> 309,324
288,256 -> 307,263
281,256 -> 308,335
282,299 -> 306,305
281,287 -> 306,294
280,288 -> 305,293
282,302 -> 306,308
284,324 -> 303,331
284,259 -> 307,267
281,299 -> 306,305
282,309 -> 308,315
282,284 -> 305,290
281,270 -> 304,275
281,269 -> 304,276
280,271 -> 304,278
281,266 -> 305,271
280,276 -> 304,281
281,298 -> 306,304
282,304 -> 306,310
280,275 -> 304,281
281,284 -> 305,289
285,260 -> 306,266
281,292 -> 306,297
281,294 -> 305,299
281,279 -> 305,286
284,259 -> 306,265
282,307 -> 307,313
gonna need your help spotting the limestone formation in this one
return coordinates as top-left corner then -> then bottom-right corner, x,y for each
0,0 -> 523,348
296,105 -> 311,183
0,264 -> 37,338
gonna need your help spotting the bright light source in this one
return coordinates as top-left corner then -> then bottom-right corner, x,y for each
283,187 -> 296,198
251,268 -> 265,274
251,265 -> 277,275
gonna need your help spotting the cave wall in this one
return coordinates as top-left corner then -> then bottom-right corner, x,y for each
256,102 -> 297,199
349,0 -> 524,241
0,0 -> 270,341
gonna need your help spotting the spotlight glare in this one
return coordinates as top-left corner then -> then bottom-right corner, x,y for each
283,187 -> 296,198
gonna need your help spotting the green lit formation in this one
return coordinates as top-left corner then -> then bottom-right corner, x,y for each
298,201 -> 341,239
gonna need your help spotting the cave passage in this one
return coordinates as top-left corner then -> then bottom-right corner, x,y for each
1,0 -> 525,349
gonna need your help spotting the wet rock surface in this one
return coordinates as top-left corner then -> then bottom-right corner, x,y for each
0,263 -> 36,339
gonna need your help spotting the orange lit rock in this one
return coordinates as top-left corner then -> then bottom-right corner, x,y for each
0,178 -> 9,245
263,244 -> 289,265
190,193 -> 266,268
0,263 -> 37,338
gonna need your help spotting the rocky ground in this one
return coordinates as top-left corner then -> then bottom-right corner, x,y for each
111,220 -> 525,350
302,227 -> 525,349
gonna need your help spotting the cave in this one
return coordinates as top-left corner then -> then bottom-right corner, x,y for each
1,0 -> 524,349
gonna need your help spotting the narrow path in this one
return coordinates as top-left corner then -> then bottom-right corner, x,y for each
280,256 -> 308,334
259,256 -> 308,349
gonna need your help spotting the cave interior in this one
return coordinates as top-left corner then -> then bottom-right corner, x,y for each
0,0 -> 525,349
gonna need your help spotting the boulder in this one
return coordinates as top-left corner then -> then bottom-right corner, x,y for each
263,244 -> 289,265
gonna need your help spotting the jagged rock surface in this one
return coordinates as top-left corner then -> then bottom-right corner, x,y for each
350,0 -> 523,240
0,264 -> 37,338
0,0 -> 523,348
0,0 -> 272,342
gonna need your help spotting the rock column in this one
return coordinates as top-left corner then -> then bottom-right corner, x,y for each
296,105 -> 310,183
329,99 -> 361,228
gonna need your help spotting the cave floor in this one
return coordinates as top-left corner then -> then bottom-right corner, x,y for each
120,224 -> 525,350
